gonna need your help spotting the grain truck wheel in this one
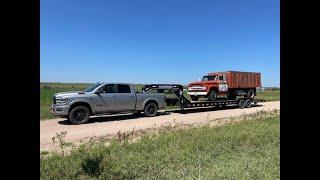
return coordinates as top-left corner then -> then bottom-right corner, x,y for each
68,106 -> 90,125
246,89 -> 255,98
245,99 -> 252,108
238,99 -> 246,109
190,95 -> 199,101
208,90 -> 217,101
144,103 -> 158,117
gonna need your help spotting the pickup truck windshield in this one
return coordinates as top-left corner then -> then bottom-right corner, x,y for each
202,75 -> 218,81
84,83 -> 102,92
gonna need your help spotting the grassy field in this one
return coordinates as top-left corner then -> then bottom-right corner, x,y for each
255,89 -> 280,102
40,82 -> 280,120
40,112 -> 280,179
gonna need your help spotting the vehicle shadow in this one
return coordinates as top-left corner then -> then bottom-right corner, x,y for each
58,111 -> 171,125
58,104 -> 263,125
166,104 -> 263,114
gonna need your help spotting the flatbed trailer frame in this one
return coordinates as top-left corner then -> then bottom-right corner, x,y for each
142,84 -> 265,113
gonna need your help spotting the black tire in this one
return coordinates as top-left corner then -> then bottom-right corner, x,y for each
190,95 -> 199,101
208,90 -> 217,101
238,99 -> 246,109
245,99 -> 252,108
144,103 -> 158,117
245,89 -> 255,98
68,106 -> 90,125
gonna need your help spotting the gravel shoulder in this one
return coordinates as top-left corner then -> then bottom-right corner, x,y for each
40,101 -> 280,152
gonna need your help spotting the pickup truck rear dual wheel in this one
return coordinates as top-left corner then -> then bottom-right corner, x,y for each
68,106 -> 90,125
144,103 -> 158,117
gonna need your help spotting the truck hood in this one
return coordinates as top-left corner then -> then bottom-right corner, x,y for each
54,91 -> 88,98
188,80 -> 219,86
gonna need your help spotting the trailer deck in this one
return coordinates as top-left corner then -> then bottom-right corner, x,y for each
142,84 -> 265,113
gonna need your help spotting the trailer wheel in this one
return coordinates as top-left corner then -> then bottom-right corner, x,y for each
190,95 -> 199,101
144,103 -> 158,117
238,99 -> 246,109
245,99 -> 252,108
208,90 -> 217,101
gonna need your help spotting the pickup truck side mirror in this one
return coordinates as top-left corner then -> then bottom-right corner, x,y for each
95,88 -> 104,94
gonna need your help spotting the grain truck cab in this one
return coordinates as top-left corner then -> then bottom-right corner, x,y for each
187,71 -> 261,101
188,73 -> 228,101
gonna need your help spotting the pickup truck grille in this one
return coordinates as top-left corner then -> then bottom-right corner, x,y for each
53,96 -> 56,104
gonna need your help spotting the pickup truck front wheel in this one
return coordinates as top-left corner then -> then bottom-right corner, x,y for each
144,103 -> 158,117
68,106 -> 90,125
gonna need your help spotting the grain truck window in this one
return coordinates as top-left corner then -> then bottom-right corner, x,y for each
202,75 -> 217,81
202,76 -> 209,81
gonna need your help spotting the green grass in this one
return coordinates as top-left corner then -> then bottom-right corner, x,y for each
40,82 -> 280,120
40,113 -> 280,179
256,90 -> 280,101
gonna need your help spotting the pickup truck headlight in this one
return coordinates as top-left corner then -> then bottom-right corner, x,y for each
56,97 -> 68,105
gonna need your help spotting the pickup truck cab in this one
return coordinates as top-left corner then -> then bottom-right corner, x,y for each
51,83 -> 166,124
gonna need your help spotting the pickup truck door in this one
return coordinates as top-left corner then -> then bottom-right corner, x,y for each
93,84 -> 117,113
112,84 -> 136,112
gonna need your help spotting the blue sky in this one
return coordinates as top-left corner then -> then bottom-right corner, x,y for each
41,0 -> 279,87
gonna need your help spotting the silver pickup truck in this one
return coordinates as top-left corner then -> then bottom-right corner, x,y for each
51,83 -> 166,124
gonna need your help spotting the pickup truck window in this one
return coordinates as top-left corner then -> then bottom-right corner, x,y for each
117,84 -> 131,93
84,83 -> 102,92
103,84 -> 116,93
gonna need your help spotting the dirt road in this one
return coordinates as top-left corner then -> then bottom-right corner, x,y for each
40,101 -> 280,151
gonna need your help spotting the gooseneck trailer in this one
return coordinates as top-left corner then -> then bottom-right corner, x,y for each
52,83 -> 266,124
142,84 -> 265,113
